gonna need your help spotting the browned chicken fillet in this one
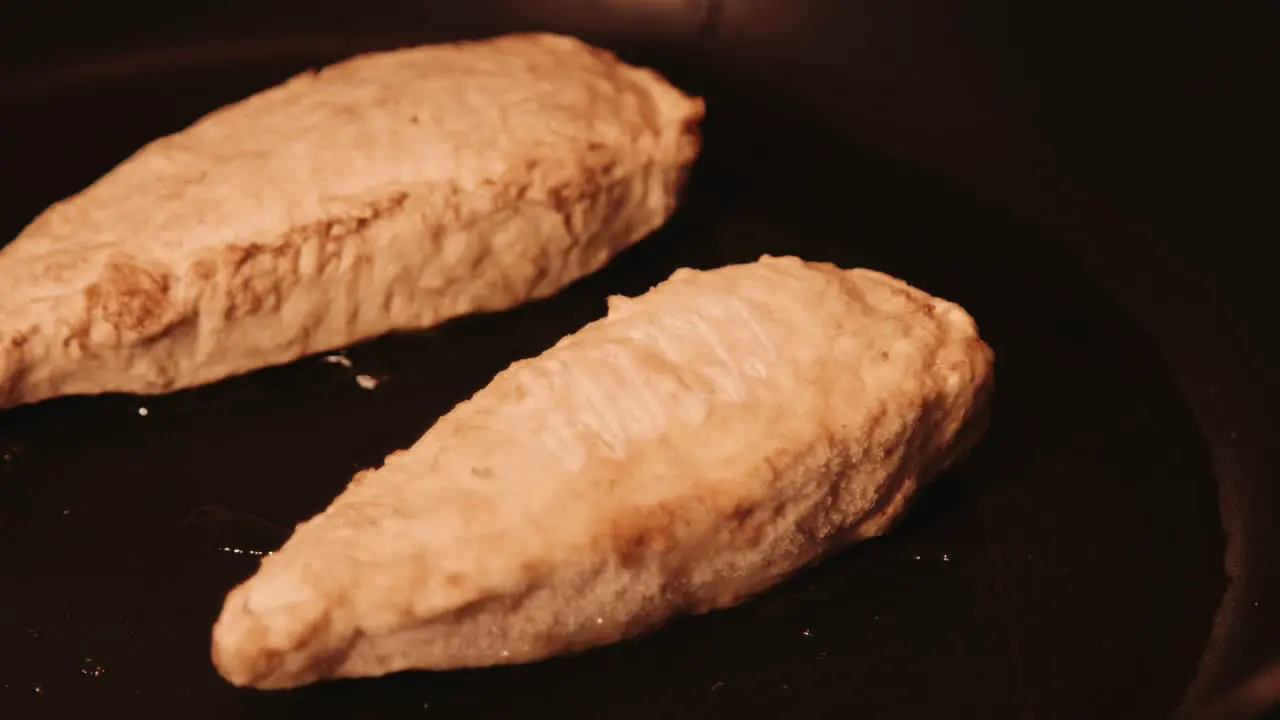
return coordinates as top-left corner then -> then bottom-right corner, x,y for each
211,255 -> 995,690
0,33 -> 703,409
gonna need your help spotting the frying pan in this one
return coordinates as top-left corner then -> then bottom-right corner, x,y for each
1,1 -> 1276,718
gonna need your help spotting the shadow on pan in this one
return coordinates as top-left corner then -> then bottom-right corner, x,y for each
0,38 -> 1225,720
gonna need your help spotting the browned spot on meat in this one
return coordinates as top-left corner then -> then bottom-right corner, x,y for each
190,258 -> 217,282
221,242 -> 297,321
614,529 -> 652,570
724,496 -> 776,549
611,500 -> 684,570
544,167 -> 607,220
0,329 -> 32,404
443,572 -> 467,590
83,256 -> 184,345
517,554 -> 553,583
6,328 -> 31,350
727,499 -> 754,526
219,191 -> 410,323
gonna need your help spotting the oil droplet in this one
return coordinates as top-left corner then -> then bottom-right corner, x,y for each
185,505 -> 288,557
81,658 -> 106,678
710,681 -> 725,692
942,553 -> 951,562
137,407 -> 149,417
31,683 -> 43,695
355,374 -> 380,390
217,546 -> 272,557
801,628 -> 813,637
323,354 -> 354,368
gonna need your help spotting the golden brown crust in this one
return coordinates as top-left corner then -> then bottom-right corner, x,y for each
84,257 -> 180,344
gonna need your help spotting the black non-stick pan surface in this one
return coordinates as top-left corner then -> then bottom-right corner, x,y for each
1,2 -> 1277,719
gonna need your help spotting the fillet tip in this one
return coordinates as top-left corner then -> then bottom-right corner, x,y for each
210,575 -> 337,690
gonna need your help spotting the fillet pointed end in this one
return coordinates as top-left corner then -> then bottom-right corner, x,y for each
211,570 -> 341,690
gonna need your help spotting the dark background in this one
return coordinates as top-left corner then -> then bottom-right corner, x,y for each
0,1 -> 1277,717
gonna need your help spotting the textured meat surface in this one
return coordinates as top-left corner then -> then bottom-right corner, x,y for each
0,33 -> 703,408
210,255 -> 995,690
